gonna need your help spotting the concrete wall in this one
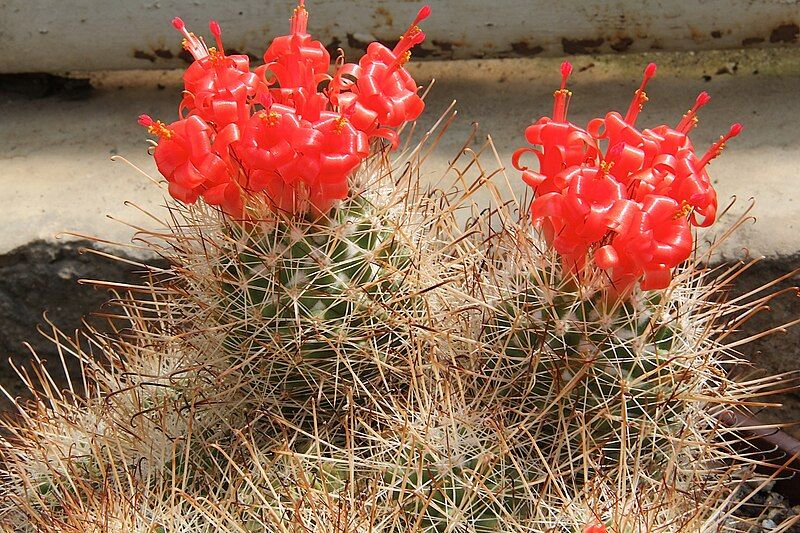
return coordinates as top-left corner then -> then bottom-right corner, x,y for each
1,0 -> 800,73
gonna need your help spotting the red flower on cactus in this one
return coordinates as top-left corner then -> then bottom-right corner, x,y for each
512,62 -> 600,197
595,195 -> 694,291
173,18 -> 258,127
138,114 -> 244,215
140,1 -> 429,216
257,2 -> 331,120
514,62 -> 741,293
530,164 -> 625,270
333,6 -> 430,144
240,106 -> 369,213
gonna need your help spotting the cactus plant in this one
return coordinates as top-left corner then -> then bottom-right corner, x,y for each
1,5 -> 799,533
457,63 -> 800,530
134,3 -> 442,428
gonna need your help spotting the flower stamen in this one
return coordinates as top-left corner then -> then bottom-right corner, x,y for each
677,91 -> 711,133
258,110 -> 281,126
699,123 -> 743,168
624,62 -> 656,125
332,116 -> 348,133
138,114 -> 173,139
172,17 -> 209,60
290,0 -> 309,35
209,19 -> 225,54
392,6 -> 431,57
553,61 -> 573,122
673,201 -> 693,219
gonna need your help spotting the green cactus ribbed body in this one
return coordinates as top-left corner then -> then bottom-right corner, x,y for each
217,193 -> 419,415
487,278 -> 685,476
375,416 -> 534,533
392,450 -> 519,531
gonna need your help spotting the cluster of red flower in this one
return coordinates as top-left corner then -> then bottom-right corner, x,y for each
513,62 -> 741,292
140,1 -> 429,216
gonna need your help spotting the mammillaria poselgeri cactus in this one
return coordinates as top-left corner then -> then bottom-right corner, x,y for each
498,62 -> 743,465
460,62 -> 794,530
138,2 -> 437,425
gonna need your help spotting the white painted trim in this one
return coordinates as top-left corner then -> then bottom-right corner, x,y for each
1,0 -> 798,72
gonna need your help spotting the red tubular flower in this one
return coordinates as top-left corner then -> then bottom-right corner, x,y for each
516,63 -> 741,294
512,62 -> 600,196
587,64 -> 660,184
140,2 -> 430,217
240,106 -> 368,214
256,1 -> 330,120
333,6 -> 430,144
173,18 -> 258,127
138,114 -> 243,215
596,195 -> 693,290
531,165 -> 625,270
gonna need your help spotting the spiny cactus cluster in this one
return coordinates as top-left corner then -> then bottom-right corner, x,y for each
1,3 -> 799,532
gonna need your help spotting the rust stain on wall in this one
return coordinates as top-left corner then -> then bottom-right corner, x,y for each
742,36 -> 765,46
133,50 -> 156,62
562,37 -> 605,55
325,37 -> 342,56
432,39 -> 454,52
770,23 -> 799,43
178,50 -> 193,63
510,40 -> 544,56
346,33 -> 369,51
226,49 -> 260,63
610,37 -> 633,52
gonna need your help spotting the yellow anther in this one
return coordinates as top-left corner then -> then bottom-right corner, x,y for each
258,111 -> 281,126
147,120 -> 173,139
599,160 -> 615,175
553,88 -> 573,98
634,89 -> 649,111
207,47 -> 224,62
681,110 -> 700,129
399,50 -> 412,65
332,116 -> 348,133
673,201 -> 693,219
716,134 -> 728,154
181,33 -> 199,52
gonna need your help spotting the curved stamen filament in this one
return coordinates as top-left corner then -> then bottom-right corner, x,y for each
392,6 -> 431,57
290,0 -> 309,35
172,17 -> 209,60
